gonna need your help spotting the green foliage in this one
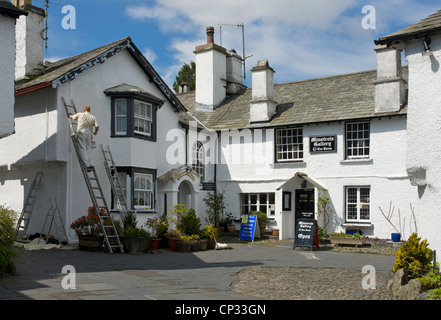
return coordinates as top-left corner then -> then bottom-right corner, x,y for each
393,233 -> 434,279
203,192 -> 227,227
122,211 -> 138,230
122,227 -> 150,238
180,235 -> 192,243
200,225 -> 216,240
173,61 -> 196,93
178,208 -> 201,236
329,232 -> 362,238
168,204 -> 187,225
0,205 -> 19,274
250,211 -> 268,226
145,218 -> 168,238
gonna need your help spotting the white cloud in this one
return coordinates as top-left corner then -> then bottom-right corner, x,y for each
126,0 -> 441,85
143,48 -> 157,64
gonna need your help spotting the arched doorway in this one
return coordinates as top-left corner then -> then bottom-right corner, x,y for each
178,180 -> 194,209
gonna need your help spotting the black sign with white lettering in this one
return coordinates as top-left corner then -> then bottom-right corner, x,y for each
293,219 -> 316,250
201,182 -> 215,191
309,135 -> 337,153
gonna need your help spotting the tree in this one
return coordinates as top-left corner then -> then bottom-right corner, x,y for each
173,61 -> 196,93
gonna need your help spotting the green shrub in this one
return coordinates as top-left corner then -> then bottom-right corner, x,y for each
0,205 -> 19,274
200,226 -> 216,240
178,208 -> 201,236
393,233 -> 434,280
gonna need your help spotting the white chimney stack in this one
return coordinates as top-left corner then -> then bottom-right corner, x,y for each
374,44 -> 406,114
13,0 -> 45,80
194,26 -> 227,111
250,60 -> 277,123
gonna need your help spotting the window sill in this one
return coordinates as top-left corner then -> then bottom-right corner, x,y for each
340,158 -> 373,165
342,222 -> 373,228
274,161 -> 306,168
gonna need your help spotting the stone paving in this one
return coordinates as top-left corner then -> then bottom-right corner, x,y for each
0,241 -> 395,300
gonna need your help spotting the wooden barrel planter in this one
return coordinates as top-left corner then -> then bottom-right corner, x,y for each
78,236 -> 103,252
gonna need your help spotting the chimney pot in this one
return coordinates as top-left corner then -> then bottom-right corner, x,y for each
206,26 -> 215,44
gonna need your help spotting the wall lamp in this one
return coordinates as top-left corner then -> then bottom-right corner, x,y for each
423,37 -> 433,57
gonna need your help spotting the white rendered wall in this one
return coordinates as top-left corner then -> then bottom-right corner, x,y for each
405,34 -> 441,254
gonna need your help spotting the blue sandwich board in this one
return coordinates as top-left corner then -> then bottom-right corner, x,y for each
239,214 -> 260,241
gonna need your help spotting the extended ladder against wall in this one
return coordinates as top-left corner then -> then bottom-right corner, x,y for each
62,97 -> 124,254
38,198 -> 69,246
101,144 -> 129,222
15,172 -> 43,239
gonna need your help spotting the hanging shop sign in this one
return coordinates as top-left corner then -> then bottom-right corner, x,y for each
309,135 -> 337,153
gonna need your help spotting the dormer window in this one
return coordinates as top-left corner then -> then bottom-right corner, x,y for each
104,84 -> 164,141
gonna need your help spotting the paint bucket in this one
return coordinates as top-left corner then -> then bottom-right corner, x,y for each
391,233 -> 401,242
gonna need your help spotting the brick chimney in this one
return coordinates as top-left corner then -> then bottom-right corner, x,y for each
374,44 -> 406,114
194,26 -> 227,111
13,0 -> 45,80
250,60 -> 277,122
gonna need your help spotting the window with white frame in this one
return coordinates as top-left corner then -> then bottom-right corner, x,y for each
346,187 -> 370,222
112,168 -> 156,212
275,128 -> 303,162
345,122 -> 370,159
192,141 -> 205,181
134,100 -> 152,136
134,173 -> 153,210
240,193 -> 275,216
115,99 -> 128,135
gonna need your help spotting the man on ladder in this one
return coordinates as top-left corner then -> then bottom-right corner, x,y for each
69,105 -> 99,171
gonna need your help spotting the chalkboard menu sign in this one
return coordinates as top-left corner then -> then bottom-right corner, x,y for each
293,219 -> 319,250
309,135 -> 336,153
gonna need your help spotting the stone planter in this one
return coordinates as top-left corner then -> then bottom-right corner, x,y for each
199,239 -> 208,251
177,241 -> 191,252
121,237 -> 151,254
191,240 -> 200,252
207,239 -> 216,250
78,236 -> 103,252
330,236 -> 366,248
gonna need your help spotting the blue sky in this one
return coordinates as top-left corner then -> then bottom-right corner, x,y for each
30,0 -> 441,90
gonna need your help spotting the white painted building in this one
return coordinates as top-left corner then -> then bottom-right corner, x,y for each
0,1 -> 206,244
376,10 -> 441,254
0,0 -> 26,138
177,27 -> 418,241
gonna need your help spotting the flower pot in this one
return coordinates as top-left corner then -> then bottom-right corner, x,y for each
227,225 -> 235,233
207,239 -> 216,250
121,237 -> 151,254
78,236 -> 103,252
330,235 -> 366,248
199,239 -> 208,251
167,237 -> 179,251
391,233 -> 401,242
177,241 -> 191,252
191,240 -> 200,252
150,237 -> 161,250
214,227 -> 223,238
272,229 -> 279,237
259,225 -> 266,236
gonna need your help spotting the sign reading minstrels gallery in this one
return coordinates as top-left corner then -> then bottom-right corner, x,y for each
309,135 -> 337,153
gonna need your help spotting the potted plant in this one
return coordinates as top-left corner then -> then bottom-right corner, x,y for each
201,225 -> 216,249
252,211 -> 268,236
203,191 -> 227,237
167,228 -> 182,251
121,227 -> 151,253
177,235 -> 192,252
329,232 -> 366,248
224,212 -> 235,233
177,208 -> 201,236
146,218 -> 168,250
190,234 -> 201,251
70,207 -> 104,251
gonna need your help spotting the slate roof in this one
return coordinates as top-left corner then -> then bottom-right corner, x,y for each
15,37 -> 186,113
177,67 -> 408,131
376,9 -> 441,45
